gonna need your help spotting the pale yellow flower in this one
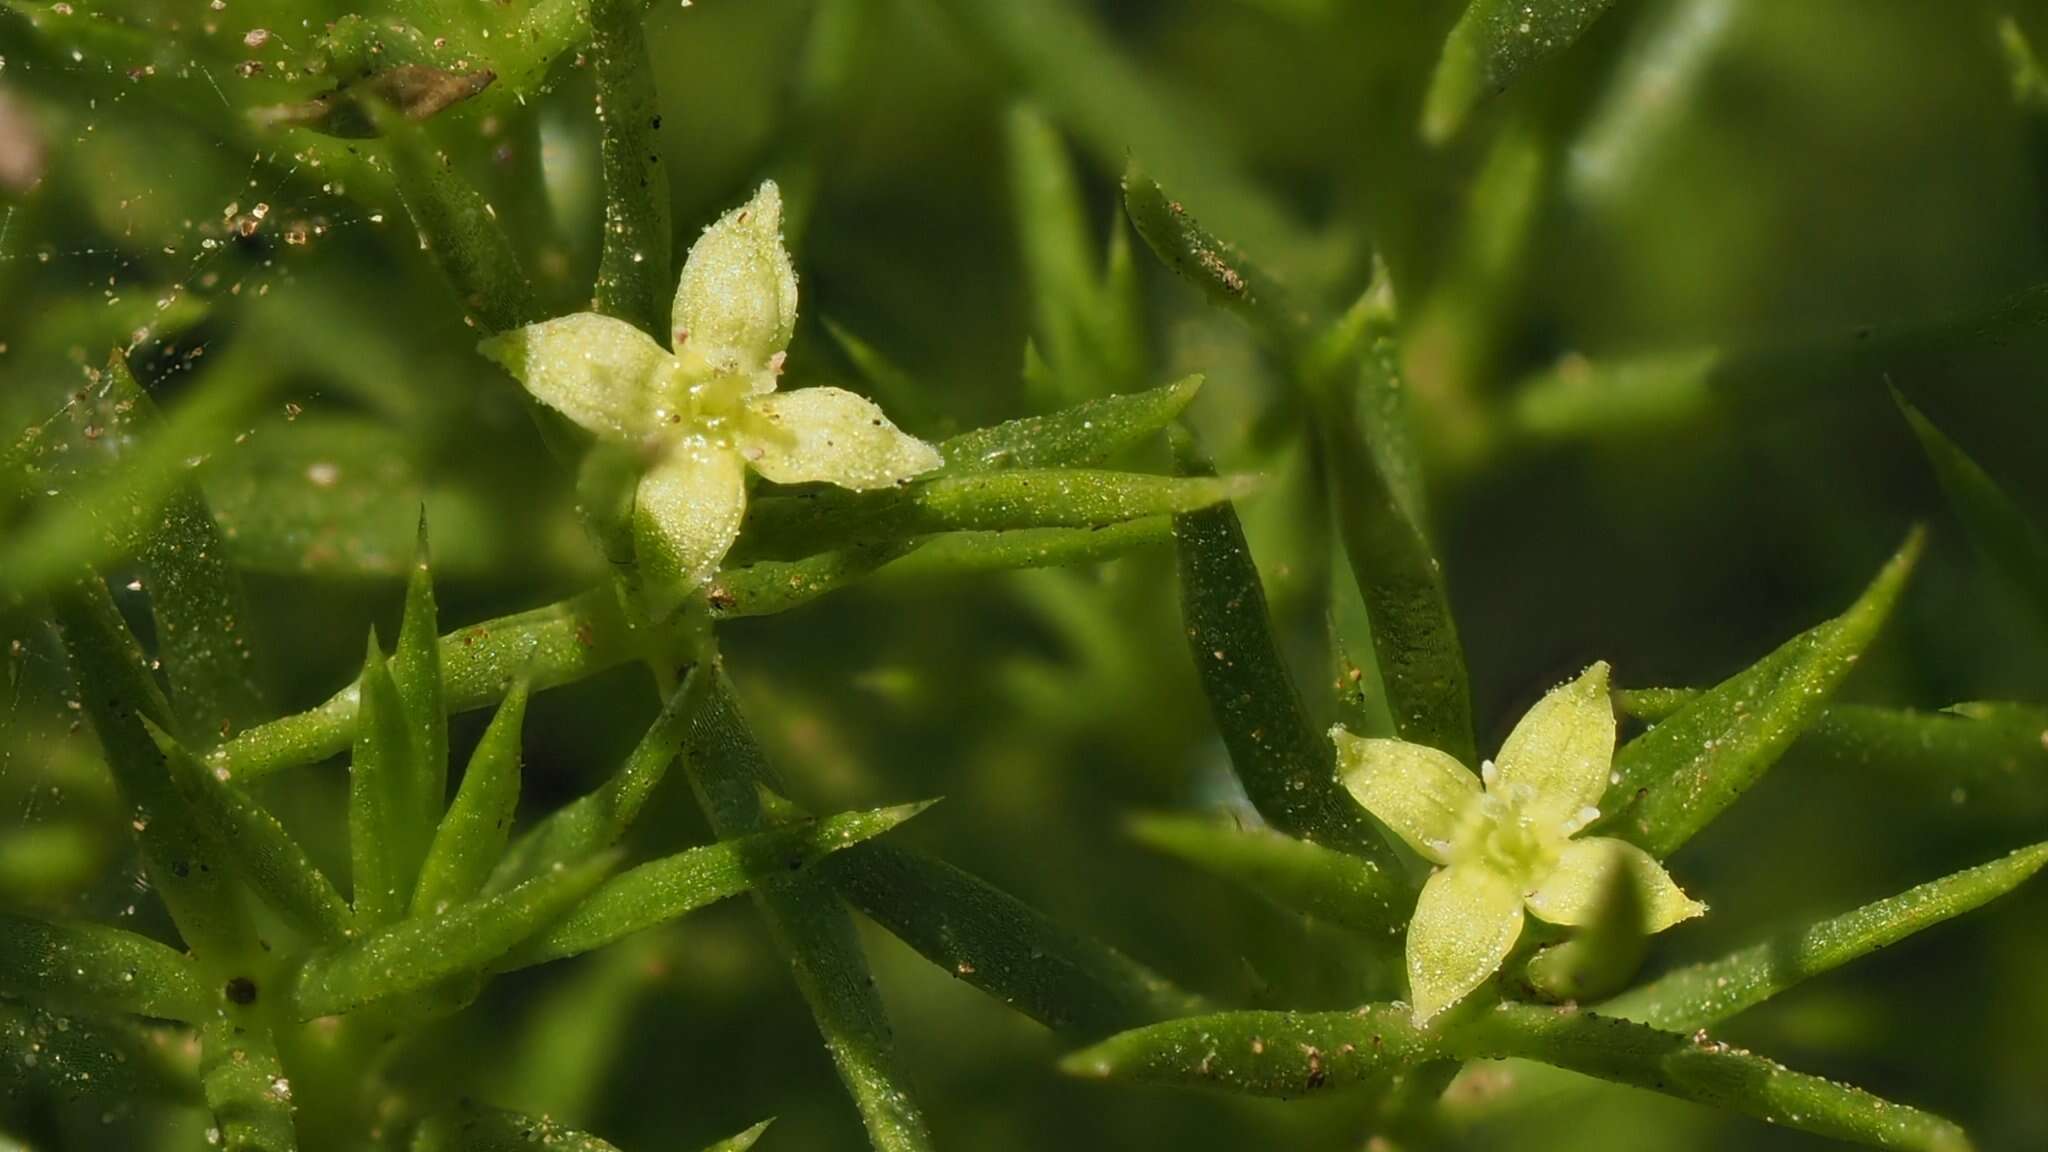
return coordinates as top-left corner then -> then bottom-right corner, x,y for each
1332,662 -> 1704,1022
481,181 -> 940,610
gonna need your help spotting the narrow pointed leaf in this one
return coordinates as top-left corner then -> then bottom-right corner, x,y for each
103,352 -> 265,740
0,1002 -> 200,1104
415,682 -> 529,914
1423,0 -> 1622,143
155,721 -> 353,942
1600,529 -> 1925,856
1008,100 -> 1109,403
350,633 -> 415,926
1064,1004 -> 1970,1151
737,468 -> 1246,563
1128,813 -> 1408,939
1122,161 -> 1307,346
1896,388 -> 2048,624
505,802 -> 928,968
708,540 -> 920,620
0,913 -> 209,1022
1318,310 -> 1476,765
487,677 -> 693,891
199,1015 -> 297,1152
681,669 -> 935,1152
872,518 -> 1174,585
213,588 -> 638,782
292,852 -> 615,1020
412,1102 -> 622,1151
1619,695 -> 2048,822
385,118 -> 536,332
701,1119 -> 775,1152
939,375 -> 1204,473
589,0 -> 671,336
53,576 -> 251,963
394,517 -> 451,902
1171,437 -> 1398,862
823,319 -> 944,435
503,932 -> 666,1120
822,842 -> 1205,1037
1603,840 -> 2048,1032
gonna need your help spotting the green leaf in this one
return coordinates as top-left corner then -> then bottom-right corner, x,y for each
214,588 -> 639,782
393,519 -> 450,908
1895,388 -> 2048,625
504,802 -> 931,969
1602,840 -> 2048,1032
0,360 -> 269,604
384,117 -> 537,333
700,1119 -> 775,1152
0,912 -> 209,1022
1599,529 -> 1925,857
350,632 -> 422,927
291,851 -> 615,1020
414,682 -> 529,914
0,1002 -> 200,1105
822,319 -> 945,436
1170,436 -> 1399,863
1423,0 -> 1622,143
1007,101 -> 1129,402
932,0 -> 1321,278
52,575 -> 252,964
939,375 -> 1203,474
821,842 -> 1205,1037
736,467 -> 1245,564
201,415 -> 525,581
412,1102 -> 622,1151
1618,695 -> 2048,823
707,541 -> 920,621
868,518 -> 1174,586
199,1015 -> 298,1152
154,720 -> 354,943
487,677 -> 694,892
1064,1004 -> 1970,1151
501,931 -> 667,1120
102,352 -> 266,741
1127,813 -> 1408,939
1121,162 -> 1307,346
589,0 -> 671,337
1317,307 -> 1476,765
681,668 -> 935,1152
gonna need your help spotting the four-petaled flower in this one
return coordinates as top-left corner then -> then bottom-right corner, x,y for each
480,180 -> 941,611
1332,661 -> 1704,1023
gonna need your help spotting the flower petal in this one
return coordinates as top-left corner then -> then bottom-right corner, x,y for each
1407,864 -> 1525,1023
672,180 -> 798,377
1332,726 -> 1479,865
479,313 -> 675,442
1493,661 -> 1616,836
738,387 -> 943,491
1524,836 -> 1705,931
632,440 -> 749,614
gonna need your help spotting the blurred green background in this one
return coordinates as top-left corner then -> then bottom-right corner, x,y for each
5,0 -> 2048,1148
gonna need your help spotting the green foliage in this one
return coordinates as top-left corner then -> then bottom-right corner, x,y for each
1599,530 -> 1923,856
8,3 -> 2048,1150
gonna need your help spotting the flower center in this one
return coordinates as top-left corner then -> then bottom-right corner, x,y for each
1453,785 -> 1560,889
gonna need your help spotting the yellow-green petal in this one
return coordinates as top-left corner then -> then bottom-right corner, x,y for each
672,180 -> 798,377
1332,727 -> 1479,865
1407,863 -> 1524,1023
633,440 -> 749,613
1525,836 -> 1705,931
739,387 -> 943,491
479,313 -> 676,442
1493,661 -> 1615,836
